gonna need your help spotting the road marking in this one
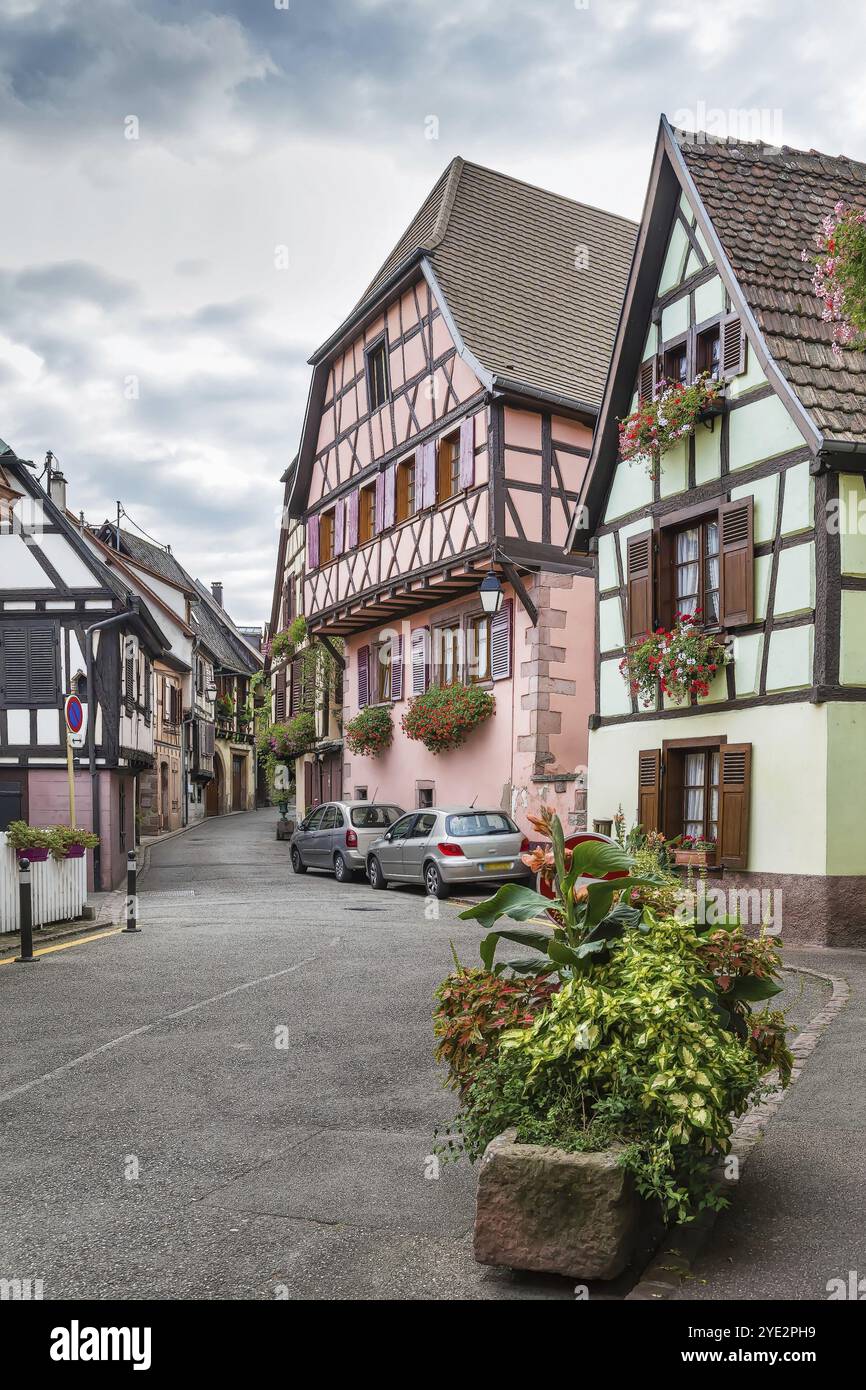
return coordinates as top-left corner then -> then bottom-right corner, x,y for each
0,940 -> 338,1106
0,928 -> 123,965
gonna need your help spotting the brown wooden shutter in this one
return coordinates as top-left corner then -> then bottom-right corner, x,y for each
656,525 -> 676,631
289,656 -> 302,716
637,749 -> 662,834
357,645 -> 370,708
274,667 -> 287,721
721,313 -> 747,379
718,743 -> 751,868
638,357 -> 656,403
719,497 -> 754,627
626,530 -> 653,641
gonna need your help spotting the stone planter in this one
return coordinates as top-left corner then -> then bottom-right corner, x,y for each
473,1129 -> 642,1280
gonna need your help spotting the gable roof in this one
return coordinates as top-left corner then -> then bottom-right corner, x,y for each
569,117 -> 866,547
100,523 -> 196,595
677,133 -> 866,445
355,157 -> 638,409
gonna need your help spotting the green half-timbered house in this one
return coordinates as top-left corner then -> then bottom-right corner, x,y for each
569,118 -> 866,944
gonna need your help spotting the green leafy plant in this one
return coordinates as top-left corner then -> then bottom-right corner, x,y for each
433,962 -> 560,1096
258,715 -> 316,762
344,703 -> 393,757
620,611 -> 729,708
3,821 -> 53,852
401,683 -> 494,754
47,825 -> 100,859
618,372 -> 722,480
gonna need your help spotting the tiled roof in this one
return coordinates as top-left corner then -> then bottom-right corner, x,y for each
356,157 -> 638,409
677,130 -> 866,444
111,526 -> 195,593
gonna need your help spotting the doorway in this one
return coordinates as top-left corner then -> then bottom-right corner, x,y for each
205,758 -> 222,817
232,754 -> 245,812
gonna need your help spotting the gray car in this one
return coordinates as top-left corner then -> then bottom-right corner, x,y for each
291,800 -> 404,883
366,807 -> 531,899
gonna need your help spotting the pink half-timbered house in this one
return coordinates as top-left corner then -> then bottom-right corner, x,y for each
286,158 -> 635,832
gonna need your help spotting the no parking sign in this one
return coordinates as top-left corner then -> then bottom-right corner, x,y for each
64,694 -> 87,749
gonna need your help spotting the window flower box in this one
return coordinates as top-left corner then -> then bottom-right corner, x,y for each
673,839 -> 717,868
16,846 -> 49,863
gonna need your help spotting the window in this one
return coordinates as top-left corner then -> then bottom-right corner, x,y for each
445,812 -> 516,837
396,457 -> 416,523
434,622 -> 461,684
350,804 -> 401,828
437,432 -> 460,503
697,324 -> 721,379
366,338 -> 389,410
663,339 -> 688,385
416,785 -> 434,809
408,812 -> 437,838
0,621 -> 60,708
637,742 -> 751,869
354,787 -> 368,804
359,484 -> 376,544
682,749 -> 720,845
388,813 -> 417,841
372,637 -> 392,704
319,510 -> 335,565
466,613 -> 492,683
673,517 -> 720,625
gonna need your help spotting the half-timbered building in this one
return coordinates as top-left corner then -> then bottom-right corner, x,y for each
285,158 -> 635,830
569,119 -> 866,944
0,445 -> 169,889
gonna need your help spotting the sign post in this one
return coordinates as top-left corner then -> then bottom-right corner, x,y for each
63,695 -> 86,827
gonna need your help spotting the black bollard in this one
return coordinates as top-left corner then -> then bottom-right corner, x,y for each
15,857 -> 37,963
123,849 -> 140,933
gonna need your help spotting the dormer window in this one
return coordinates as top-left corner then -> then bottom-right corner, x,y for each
366,337 -> 390,411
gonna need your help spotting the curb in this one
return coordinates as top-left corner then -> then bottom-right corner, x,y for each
625,963 -> 851,1301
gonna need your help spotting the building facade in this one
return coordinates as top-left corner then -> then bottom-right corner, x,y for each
570,118 -> 866,944
283,158 -> 635,833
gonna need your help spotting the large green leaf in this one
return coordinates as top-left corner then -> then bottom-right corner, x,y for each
569,839 -> 634,879
584,902 -> 643,942
479,927 -> 553,971
722,975 -> 783,1004
458,883 -> 551,930
499,956 -> 559,977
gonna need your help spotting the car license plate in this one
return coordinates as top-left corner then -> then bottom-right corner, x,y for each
484,861 -> 510,872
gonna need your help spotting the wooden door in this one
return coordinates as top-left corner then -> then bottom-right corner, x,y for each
205,760 -> 221,817
232,754 -> 244,812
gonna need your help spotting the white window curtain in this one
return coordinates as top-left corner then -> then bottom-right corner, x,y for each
684,751 -> 706,838
676,527 -> 700,614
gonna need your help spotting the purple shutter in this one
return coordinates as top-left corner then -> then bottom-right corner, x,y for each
411,627 -> 429,695
459,415 -> 475,490
418,440 -> 436,509
490,599 -> 512,681
374,473 -> 385,534
390,633 -> 404,701
383,464 -> 396,529
334,498 -> 345,556
306,515 -> 319,568
347,487 -> 359,548
357,645 -> 370,708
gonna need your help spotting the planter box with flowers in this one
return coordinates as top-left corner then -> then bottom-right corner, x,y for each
4,821 -> 99,861
673,837 -> 717,869
402,683 -> 494,755
620,611 -> 730,709
618,372 -> 723,481
344,703 -> 393,758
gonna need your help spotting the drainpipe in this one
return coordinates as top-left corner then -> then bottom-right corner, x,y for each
85,611 -> 134,892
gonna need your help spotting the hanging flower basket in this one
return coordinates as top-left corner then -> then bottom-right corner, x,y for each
618,373 -> 723,480
344,704 -> 393,757
620,611 -> 730,708
401,683 -> 495,754
16,846 -> 49,862
803,200 -> 866,358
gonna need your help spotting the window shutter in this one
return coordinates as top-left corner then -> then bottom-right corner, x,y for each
626,530 -> 653,641
383,464 -> 396,529
144,658 -> 152,722
0,626 -> 28,705
411,626 -> 429,695
719,743 -> 751,869
719,497 -> 754,627
289,656 -> 302,716
30,626 -> 58,705
458,415 -> 475,489
390,633 -> 404,701
357,644 -> 370,709
656,526 -> 676,632
490,599 -> 512,681
721,313 -> 747,379
275,667 -> 287,721
638,357 -> 656,403
346,488 -> 359,549
333,498 -> 345,556
306,515 -> 319,568
374,473 -> 385,534
637,749 -> 662,834
124,647 -> 134,713
419,440 -> 436,509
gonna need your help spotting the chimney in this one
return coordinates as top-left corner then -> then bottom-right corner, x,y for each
211,581 -> 223,608
49,469 -> 68,513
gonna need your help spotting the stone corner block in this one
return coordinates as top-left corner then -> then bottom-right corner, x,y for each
473,1129 -> 641,1281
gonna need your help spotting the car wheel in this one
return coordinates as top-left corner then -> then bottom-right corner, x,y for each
334,852 -> 353,883
424,860 -> 450,899
368,856 -> 387,890
291,846 -> 307,875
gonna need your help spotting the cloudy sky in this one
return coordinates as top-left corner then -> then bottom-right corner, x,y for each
2,0 -> 865,623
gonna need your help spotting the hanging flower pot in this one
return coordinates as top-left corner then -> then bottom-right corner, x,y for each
803,200 -> 866,358
618,373 -> 723,480
16,846 -> 49,862
64,844 -> 87,859
619,612 -> 730,708
401,684 -> 495,754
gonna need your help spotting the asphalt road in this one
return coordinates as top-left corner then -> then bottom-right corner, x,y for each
0,808 -> 859,1302
0,809 -> 577,1300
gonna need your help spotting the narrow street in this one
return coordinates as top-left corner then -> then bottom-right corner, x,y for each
0,809 -> 571,1300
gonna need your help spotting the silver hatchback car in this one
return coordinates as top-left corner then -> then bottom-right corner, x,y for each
291,801 -> 404,883
366,807 -> 531,899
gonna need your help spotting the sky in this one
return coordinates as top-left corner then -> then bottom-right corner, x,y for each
2,0 -> 865,625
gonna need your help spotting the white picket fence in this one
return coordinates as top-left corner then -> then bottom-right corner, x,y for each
0,832 -> 89,934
